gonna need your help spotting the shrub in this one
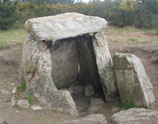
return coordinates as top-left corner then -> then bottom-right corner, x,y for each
0,1 -> 18,30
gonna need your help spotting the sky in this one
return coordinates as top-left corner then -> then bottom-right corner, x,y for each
76,0 -> 104,3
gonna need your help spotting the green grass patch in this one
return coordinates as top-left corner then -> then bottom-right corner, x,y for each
105,26 -> 156,33
17,81 -> 26,91
128,38 -> 138,42
122,101 -> 134,110
0,29 -> 27,47
27,92 -> 33,104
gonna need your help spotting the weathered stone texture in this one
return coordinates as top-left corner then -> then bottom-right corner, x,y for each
113,53 -> 155,108
50,39 -> 78,89
112,108 -> 158,124
28,74 -> 78,116
93,32 -> 118,102
61,114 -> 108,124
25,13 -> 107,41
20,35 -> 78,116
20,13 -> 118,116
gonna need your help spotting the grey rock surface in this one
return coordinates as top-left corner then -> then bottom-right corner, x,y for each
68,85 -> 84,94
61,114 -> 108,124
93,32 -> 117,102
28,74 -> 78,116
11,96 -> 17,107
113,53 -> 155,108
50,39 -> 78,89
112,108 -> 158,124
85,84 -> 95,96
88,98 -> 104,114
31,105 -> 42,111
25,13 -> 107,41
0,89 -> 11,96
17,99 -> 30,109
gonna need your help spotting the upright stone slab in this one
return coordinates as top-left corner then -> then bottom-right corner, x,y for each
20,35 -> 78,116
93,32 -> 117,101
50,39 -> 78,89
113,53 -> 155,108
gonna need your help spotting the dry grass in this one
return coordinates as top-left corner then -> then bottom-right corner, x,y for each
104,26 -> 158,43
0,26 -> 158,49
0,29 -> 27,48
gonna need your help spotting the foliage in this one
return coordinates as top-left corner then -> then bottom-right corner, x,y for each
0,1 -> 18,30
119,0 -> 134,11
0,29 -> 27,48
1,0 -> 158,33
122,100 -> 134,110
152,15 -> 158,34
17,80 -> 26,92
27,92 -> 33,104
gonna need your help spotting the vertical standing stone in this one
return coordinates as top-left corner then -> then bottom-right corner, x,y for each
113,53 -> 155,108
20,35 -> 78,116
50,39 -> 78,89
92,32 -> 118,102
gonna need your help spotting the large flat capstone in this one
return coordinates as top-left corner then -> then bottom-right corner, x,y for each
25,13 -> 107,41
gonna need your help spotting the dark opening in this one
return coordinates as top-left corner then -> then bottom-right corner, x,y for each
49,34 -> 105,113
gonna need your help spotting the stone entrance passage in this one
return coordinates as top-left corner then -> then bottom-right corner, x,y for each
19,13 -> 118,116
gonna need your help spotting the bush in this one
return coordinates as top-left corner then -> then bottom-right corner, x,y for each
0,1 -> 18,30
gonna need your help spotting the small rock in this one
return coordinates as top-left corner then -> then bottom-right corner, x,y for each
68,85 -> 84,94
88,98 -> 104,114
31,105 -> 42,110
90,98 -> 104,106
85,84 -> 95,96
11,97 -> 17,106
10,83 -> 15,87
0,89 -> 11,96
12,87 -> 17,94
151,57 -> 158,64
3,99 -> 10,102
17,99 -> 29,109
88,105 -> 100,114
61,114 -> 108,124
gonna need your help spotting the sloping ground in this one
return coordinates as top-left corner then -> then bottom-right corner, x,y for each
0,41 -> 158,124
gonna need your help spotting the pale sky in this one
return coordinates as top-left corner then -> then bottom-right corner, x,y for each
76,0 -> 104,3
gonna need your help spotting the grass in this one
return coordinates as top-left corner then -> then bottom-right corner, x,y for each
27,92 -> 33,104
105,26 -> 158,43
0,26 -> 158,48
105,26 -> 156,33
122,101 -> 134,110
0,29 -> 27,48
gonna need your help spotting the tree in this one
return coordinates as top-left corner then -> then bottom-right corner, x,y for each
152,15 -> 158,35
52,0 -> 74,4
0,1 -> 18,30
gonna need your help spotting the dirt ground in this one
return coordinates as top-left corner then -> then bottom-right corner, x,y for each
0,40 -> 158,124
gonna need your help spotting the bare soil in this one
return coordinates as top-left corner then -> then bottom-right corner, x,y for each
0,40 -> 158,124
